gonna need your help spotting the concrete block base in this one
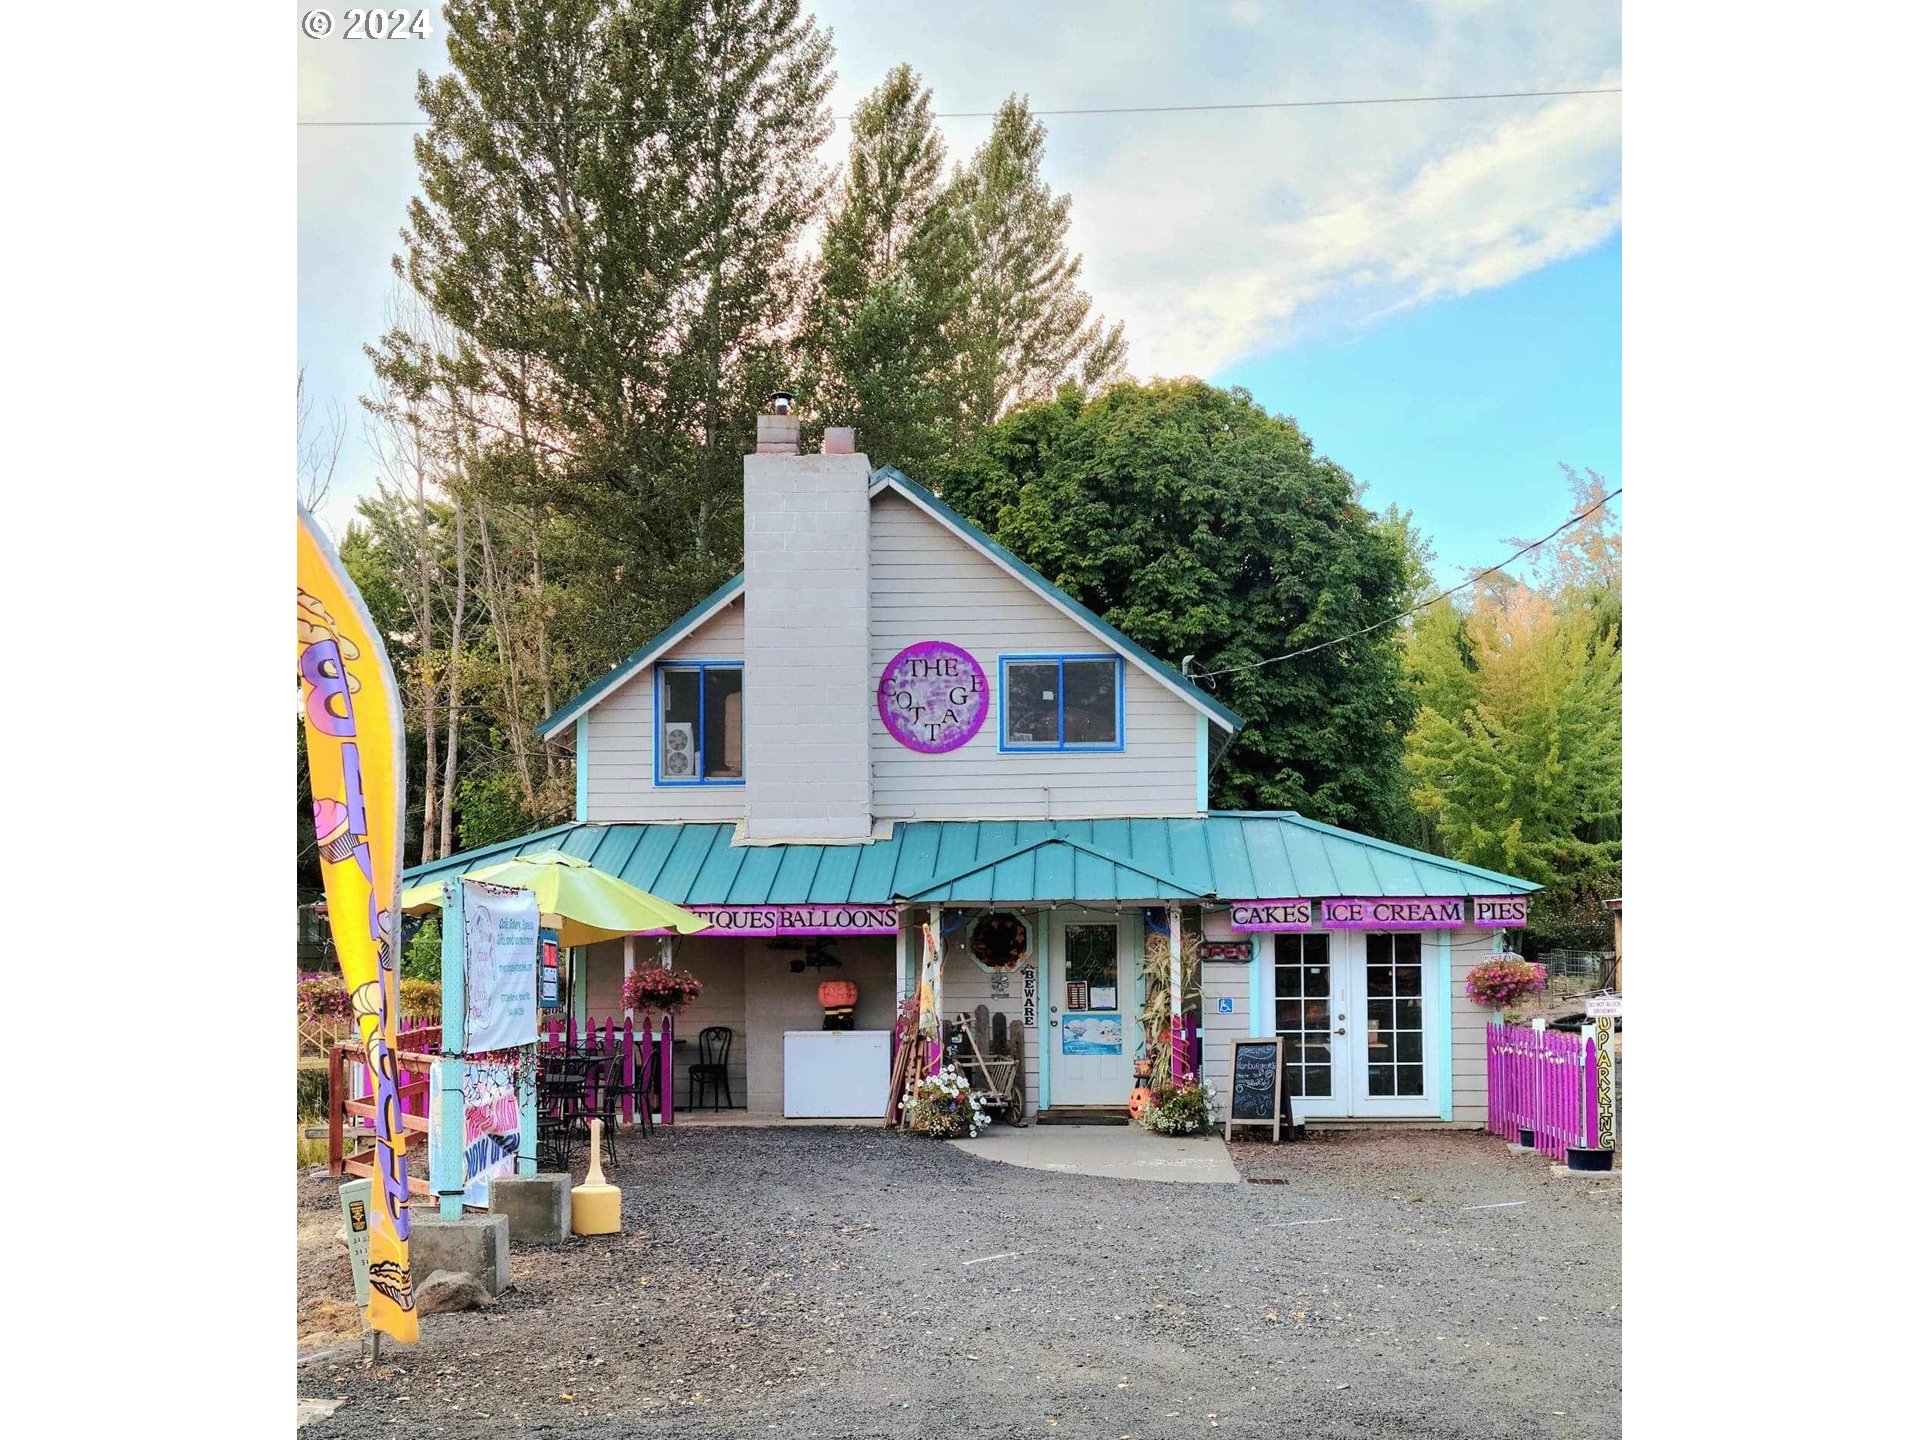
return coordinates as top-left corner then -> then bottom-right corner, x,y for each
490,1173 -> 573,1246
409,1212 -> 510,1295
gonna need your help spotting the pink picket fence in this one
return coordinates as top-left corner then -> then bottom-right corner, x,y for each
539,1012 -> 676,1126
1486,1023 -> 1596,1162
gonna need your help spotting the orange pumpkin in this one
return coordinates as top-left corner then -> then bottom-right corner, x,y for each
1128,1086 -> 1154,1120
817,979 -> 860,1010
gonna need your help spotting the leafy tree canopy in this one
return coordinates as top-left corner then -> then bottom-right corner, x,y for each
929,378 -> 1415,836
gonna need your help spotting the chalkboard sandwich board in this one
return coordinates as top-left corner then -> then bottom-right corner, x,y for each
1225,1037 -> 1294,1143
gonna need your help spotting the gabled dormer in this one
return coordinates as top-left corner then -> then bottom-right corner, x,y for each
537,408 -> 1244,838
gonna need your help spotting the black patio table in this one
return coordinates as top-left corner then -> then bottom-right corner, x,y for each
535,1052 -> 607,1168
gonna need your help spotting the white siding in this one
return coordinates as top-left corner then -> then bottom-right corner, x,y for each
868,492 -> 1203,820
582,598 -> 748,823
1448,929 -> 1502,1128
937,913 -> 1041,1118
1200,959 -> 1252,1101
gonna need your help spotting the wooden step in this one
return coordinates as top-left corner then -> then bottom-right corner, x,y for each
1035,1106 -> 1132,1126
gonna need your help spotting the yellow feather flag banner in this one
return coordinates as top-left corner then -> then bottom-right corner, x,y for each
297,507 -> 419,1343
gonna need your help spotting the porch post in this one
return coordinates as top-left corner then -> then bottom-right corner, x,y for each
432,879 -> 469,1219
926,905 -> 944,1072
1169,905 -> 1186,1082
622,935 -> 637,1015
895,919 -> 911,1012
659,935 -> 675,1124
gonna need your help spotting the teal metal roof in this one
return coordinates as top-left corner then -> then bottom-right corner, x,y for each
537,573 -> 744,740
402,813 -> 1538,906
870,467 -> 1245,734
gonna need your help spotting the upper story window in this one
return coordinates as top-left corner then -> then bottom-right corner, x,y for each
655,662 -> 744,784
1000,654 -> 1123,751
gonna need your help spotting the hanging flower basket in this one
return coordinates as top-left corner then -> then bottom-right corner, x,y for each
622,965 -> 703,1017
1465,958 -> 1548,1011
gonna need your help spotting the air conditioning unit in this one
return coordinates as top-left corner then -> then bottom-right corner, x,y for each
660,722 -> 698,778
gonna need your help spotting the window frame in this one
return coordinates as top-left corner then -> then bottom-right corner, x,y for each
996,652 -> 1125,753
652,660 -> 746,787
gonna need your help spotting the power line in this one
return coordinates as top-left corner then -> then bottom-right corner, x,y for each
297,85 -> 1620,128
1189,488 -> 1622,684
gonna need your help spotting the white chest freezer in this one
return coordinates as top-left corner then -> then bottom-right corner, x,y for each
783,1030 -> 892,1118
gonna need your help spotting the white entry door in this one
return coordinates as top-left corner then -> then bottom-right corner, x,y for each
1047,910 -> 1139,1106
1270,931 -> 1441,1119
1345,932 -> 1440,1117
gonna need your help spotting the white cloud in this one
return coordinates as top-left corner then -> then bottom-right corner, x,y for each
1090,86 -> 1622,376
816,0 -> 1620,379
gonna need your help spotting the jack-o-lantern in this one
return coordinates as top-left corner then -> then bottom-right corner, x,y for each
1128,1086 -> 1154,1120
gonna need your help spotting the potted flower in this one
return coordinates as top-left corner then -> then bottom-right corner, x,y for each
902,1069 -> 990,1139
1137,1076 -> 1219,1136
622,965 -> 704,1018
1465,957 -> 1549,1020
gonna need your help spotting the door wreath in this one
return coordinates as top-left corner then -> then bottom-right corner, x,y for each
968,912 -> 1029,972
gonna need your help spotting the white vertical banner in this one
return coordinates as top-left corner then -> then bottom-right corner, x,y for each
462,879 -> 541,1052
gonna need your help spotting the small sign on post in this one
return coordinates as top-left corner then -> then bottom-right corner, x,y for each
1585,993 -> 1624,1019
339,1178 -> 373,1310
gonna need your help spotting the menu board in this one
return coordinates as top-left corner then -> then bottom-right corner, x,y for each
1225,1038 -> 1292,1142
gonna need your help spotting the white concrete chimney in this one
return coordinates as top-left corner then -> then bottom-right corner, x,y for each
743,410 -> 872,840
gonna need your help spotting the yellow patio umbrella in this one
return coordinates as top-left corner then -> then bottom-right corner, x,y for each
400,850 -> 710,947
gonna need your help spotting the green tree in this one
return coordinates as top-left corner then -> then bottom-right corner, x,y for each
1404,580 -> 1622,884
799,64 -> 966,472
931,379 -> 1414,835
947,98 -> 1127,433
375,0 -> 835,634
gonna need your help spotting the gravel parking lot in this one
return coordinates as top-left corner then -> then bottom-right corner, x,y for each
298,1126 -> 1619,1439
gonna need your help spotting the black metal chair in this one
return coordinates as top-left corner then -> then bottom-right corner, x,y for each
536,1054 -> 592,1169
689,1025 -> 735,1110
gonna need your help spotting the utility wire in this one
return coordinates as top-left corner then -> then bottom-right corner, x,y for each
297,85 -> 1620,127
1190,488 -> 1622,684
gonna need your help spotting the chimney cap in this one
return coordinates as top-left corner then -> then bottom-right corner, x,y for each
770,390 -> 794,416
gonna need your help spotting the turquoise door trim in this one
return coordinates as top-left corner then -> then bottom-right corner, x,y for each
1247,932 -> 1275,1038
1035,910 -> 1051,1109
1433,931 -> 1454,1122
574,715 -> 589,821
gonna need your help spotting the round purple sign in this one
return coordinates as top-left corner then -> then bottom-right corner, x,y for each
878,641 -> 989,753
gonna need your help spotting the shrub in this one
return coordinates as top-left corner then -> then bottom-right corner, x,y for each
402,916 -> 441,981
1139,1076 -> 1217,1136
1465,957 -> 1549,1010
622,965 -> 704,1016
398,978 -> 441,1019
903,1068 -> 990,1139
297,973 -> 352,1024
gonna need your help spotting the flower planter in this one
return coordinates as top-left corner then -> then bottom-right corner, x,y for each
1517,1127 -> 1536,1149
1565,1145 -> 1614,1172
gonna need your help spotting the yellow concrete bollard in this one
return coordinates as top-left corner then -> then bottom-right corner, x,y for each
571,1118 -> 622,1236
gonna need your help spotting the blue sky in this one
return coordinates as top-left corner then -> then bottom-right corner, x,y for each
298,1 -> 1620,576
1221,235 -> 1621,579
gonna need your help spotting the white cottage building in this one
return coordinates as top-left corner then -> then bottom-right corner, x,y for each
406,409 -> 1538,1126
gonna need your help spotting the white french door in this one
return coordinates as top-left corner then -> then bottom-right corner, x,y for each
1270,931 -> 1441,1119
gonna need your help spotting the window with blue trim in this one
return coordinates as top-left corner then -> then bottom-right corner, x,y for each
655,662 -> 744,783
1000,655 -> 1122,750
